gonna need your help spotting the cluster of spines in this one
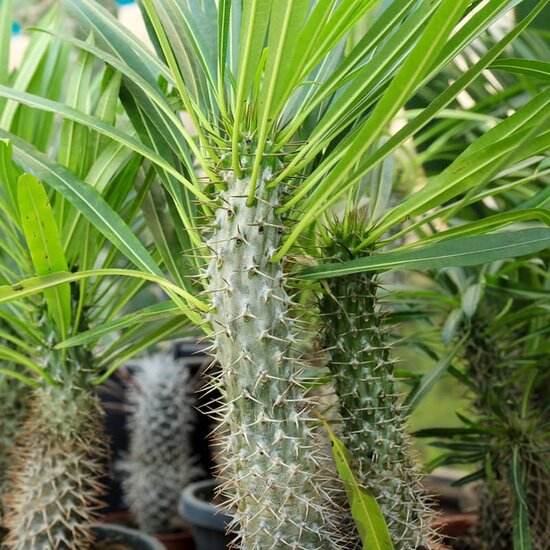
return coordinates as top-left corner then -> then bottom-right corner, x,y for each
0,377 -> 29,521
318,213 -> 436,549
204,164 -> 348,549
119,353 -> 203,534
3,383 -> 105,550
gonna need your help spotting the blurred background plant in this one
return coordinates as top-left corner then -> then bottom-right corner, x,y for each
414,257 -> 549,550
118,353 -> 204,536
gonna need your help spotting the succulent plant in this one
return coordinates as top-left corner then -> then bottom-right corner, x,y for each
3,381 -> 106,550
206,165 -> 345,548
119,353 -> 203,535
416,260 -> 550,550
318,213 -> 435,549
1,1 -> 549,548
0,8 -> 164,547
0,376 -> 29,522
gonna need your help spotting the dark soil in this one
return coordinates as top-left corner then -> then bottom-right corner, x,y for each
95,543 -> 130,550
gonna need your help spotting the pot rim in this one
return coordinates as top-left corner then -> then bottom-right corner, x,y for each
92,523 -> 166,550
179,479 -> 232,532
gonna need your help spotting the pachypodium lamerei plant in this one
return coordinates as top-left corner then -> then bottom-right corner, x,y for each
2,0 -> 550,548
416,259 -> 550,550
318,210 -> 436,549
119,353 -> 203,535
0,7 -> 180,547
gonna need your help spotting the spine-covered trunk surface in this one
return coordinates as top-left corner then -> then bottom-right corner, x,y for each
320,271 -> 434,549
206,169 -> 337,549
3,383 -> 105,550
0,378 -> 29,521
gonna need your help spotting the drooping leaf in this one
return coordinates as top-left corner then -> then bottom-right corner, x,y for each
404,336 -> 465,413
0,269 -> 207,322
319,415 -> 394,550
2,131 -> 163,276
461,283 -> 484,319
55,301 -> 181,349
490,58 -> 550,82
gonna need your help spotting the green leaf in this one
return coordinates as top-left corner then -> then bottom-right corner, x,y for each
0,0 -> 12,86
57,35 -> 94,178
141,183 -> 187,288
442,308 -> 463,346
260,0 -> 309,124
67,0 -> 171,86
300,229 -> 550,280
0,8 -> 58,130
247,0 -> 310,200
55,301 -> 181,349
89,67 -> 122,163
2,131 -> 162,276
510,447 -> 533,550
399,209 -> 550,249
231,0 -> 270,166
17,174 -> 71,338
0,139 -> 21,221
0,367 -> 40,388
0,84 -> 208,203
404,336 -> 465,413
93,315 -> 189,385
461,283 -> 484,319
0,269 -> 207,320
281,0 -> 469,226
236,0 -> 270,106
0,345 -> 55,385
490,58 -> 550,82
318,415 -> 393,550
369,89 -> 550,243
274,4 -> 549,259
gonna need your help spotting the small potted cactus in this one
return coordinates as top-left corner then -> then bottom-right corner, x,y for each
119,353 -> 204,549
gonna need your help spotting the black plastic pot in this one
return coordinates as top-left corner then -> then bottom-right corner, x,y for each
92,524 -> 166,549
179,479 -> 233,550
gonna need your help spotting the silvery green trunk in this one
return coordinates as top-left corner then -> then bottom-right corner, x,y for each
320,270 -> 434,549
206,167 -> 337,549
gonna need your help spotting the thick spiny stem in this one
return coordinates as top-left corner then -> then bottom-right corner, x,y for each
206,168 -> 338,549
3,384 -> 105,550
321,272 -> 435,549
0,378 -> 29,521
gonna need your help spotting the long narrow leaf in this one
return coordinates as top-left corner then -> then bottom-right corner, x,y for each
17,174 -> 71,338
300,229 -> 550,279
319,415 -> 394,550
2,132 -> 163,276
510,447 -> 533,550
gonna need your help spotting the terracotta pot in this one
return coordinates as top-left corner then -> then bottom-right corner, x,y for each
156,530 -> 195,550
431,513 -> 478,549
